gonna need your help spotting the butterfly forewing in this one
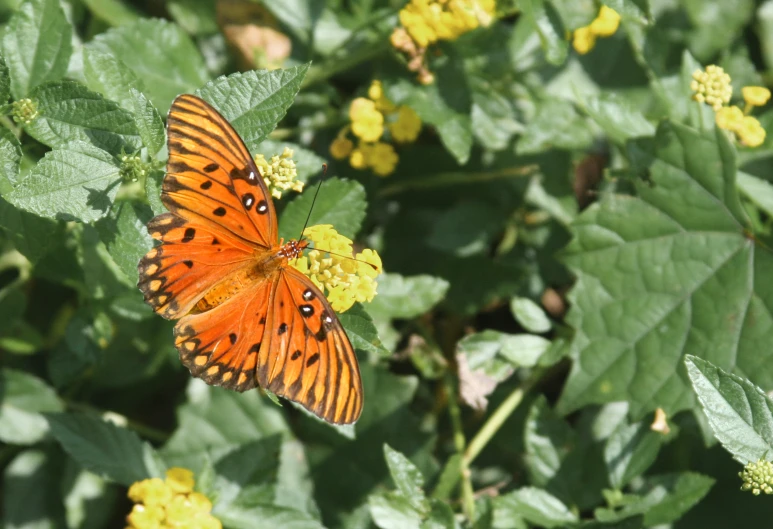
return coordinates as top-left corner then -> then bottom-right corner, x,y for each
165,94 -> 278,248
138,213 -> 254,319
259,267 -> 363,424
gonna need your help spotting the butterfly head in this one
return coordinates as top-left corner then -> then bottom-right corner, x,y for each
277,239 -> 309,260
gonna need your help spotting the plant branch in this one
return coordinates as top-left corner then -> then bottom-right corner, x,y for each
464,368 -> 544,466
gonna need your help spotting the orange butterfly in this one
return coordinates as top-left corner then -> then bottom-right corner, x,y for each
137,94 -> 363,424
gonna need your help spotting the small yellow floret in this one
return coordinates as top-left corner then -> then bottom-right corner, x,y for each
715,105 -> 744,131
390,106 -> 422,143
254,147 -> 303,199
165,467 -> 194,494
742,86 -> 771,107
691,65 -> 733,111
330,136 -> 354,160
290,224 -> 381,312
572,26 -> 596,55
589,5 -> 621,37
399,0 -> 495,47
127,504 -> 165,529
737,116 -> 767,147
369,142 -> 399,176
350,98 -> 384,142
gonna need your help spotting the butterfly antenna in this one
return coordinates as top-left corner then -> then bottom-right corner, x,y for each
298,163 -> 327,242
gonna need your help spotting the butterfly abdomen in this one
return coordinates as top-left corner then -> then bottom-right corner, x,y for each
192,248 -> 289,313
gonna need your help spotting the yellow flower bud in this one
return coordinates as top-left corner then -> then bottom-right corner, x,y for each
165,467 -> 195,494
737,116 -> 766,147
572,26 -> 597,55
742,86 -> 771,107
589,6 -> 621,37
715,105 -> 744,131
330,136 -> 354,160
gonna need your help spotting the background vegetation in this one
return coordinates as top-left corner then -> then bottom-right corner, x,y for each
2,0 -> 773,527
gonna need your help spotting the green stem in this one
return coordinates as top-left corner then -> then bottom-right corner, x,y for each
303,40 -> 392,88
378,164 -> 538,197
445,373 -> 476,520
464,368 -> 544,466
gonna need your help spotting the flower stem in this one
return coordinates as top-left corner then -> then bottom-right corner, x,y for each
444,373 -> 476,520
464,368 -> 544,466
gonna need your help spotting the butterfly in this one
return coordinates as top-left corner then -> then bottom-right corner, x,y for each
137,94 -> 363,424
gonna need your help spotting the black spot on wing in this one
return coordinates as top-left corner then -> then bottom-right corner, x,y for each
182,228 -> 196,243
213,207 -> 226,217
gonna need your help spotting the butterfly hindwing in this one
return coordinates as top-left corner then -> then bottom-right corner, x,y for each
138,213 -> 254,319
164,94 -> 278,249
174,274 -> 274,392
258,267 -> 363,424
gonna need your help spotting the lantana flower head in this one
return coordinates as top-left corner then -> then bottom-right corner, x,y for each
291,224 -> 381,312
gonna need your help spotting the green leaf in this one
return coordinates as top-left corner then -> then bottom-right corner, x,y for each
0,198 -> 61,262
167,0 -> 218,35
0,53 -> 10,104
604,422 -> 662,489
637,472 -> 714,526
7,141 -> 122,223
686,355 -> 773,463
681,0 -> 754,60
521,0 -> 568,66
737,171 -> 773,218
0,125 -> 22,193
0,369 -> 63,444
387,57 -> 473,164
25,81 -> 142,153
338,303 -> 389,356
428,200 -> 503,257
383,444 -> 427,512
196,64 -> 310,150
128,88 -> 165,156
278,177 -> 366,240
581,93 -> 656,145
62,466 -> 117,529
524,397 -> 609,508
518,98 -> 592,154
46,412 -> 166,486
215,504 -> 326,529
82,47 -> 144,110
368,274 -> 449,320
89,18 -> 210,114
162,380 -> 290,470
2,0 -> 72,98
510,296 -> 552,334
494,487 -> 578,528
95,201 -> 154,285
595,472 -> 714,526
458,330 -> 549,382
369,492 -> 423,529
81,0 -> 140,26
558,121 -> 770,418
3,449 -> 66,528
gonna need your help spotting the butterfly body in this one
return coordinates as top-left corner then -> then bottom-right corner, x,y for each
137,94 -> 363,424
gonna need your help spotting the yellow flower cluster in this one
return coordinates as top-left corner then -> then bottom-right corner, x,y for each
691,65 -> 733,110
291,224 -> 381,312
329,81 -> 422,177
399,0 -> 495,47
739,459 -> 773,495
126,468 -> 221,529
254,147 -> 302,199
390,0 -> 495,83
572,6 -> 621,54
692,65 -> 769,148
12,98 -> 39,124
